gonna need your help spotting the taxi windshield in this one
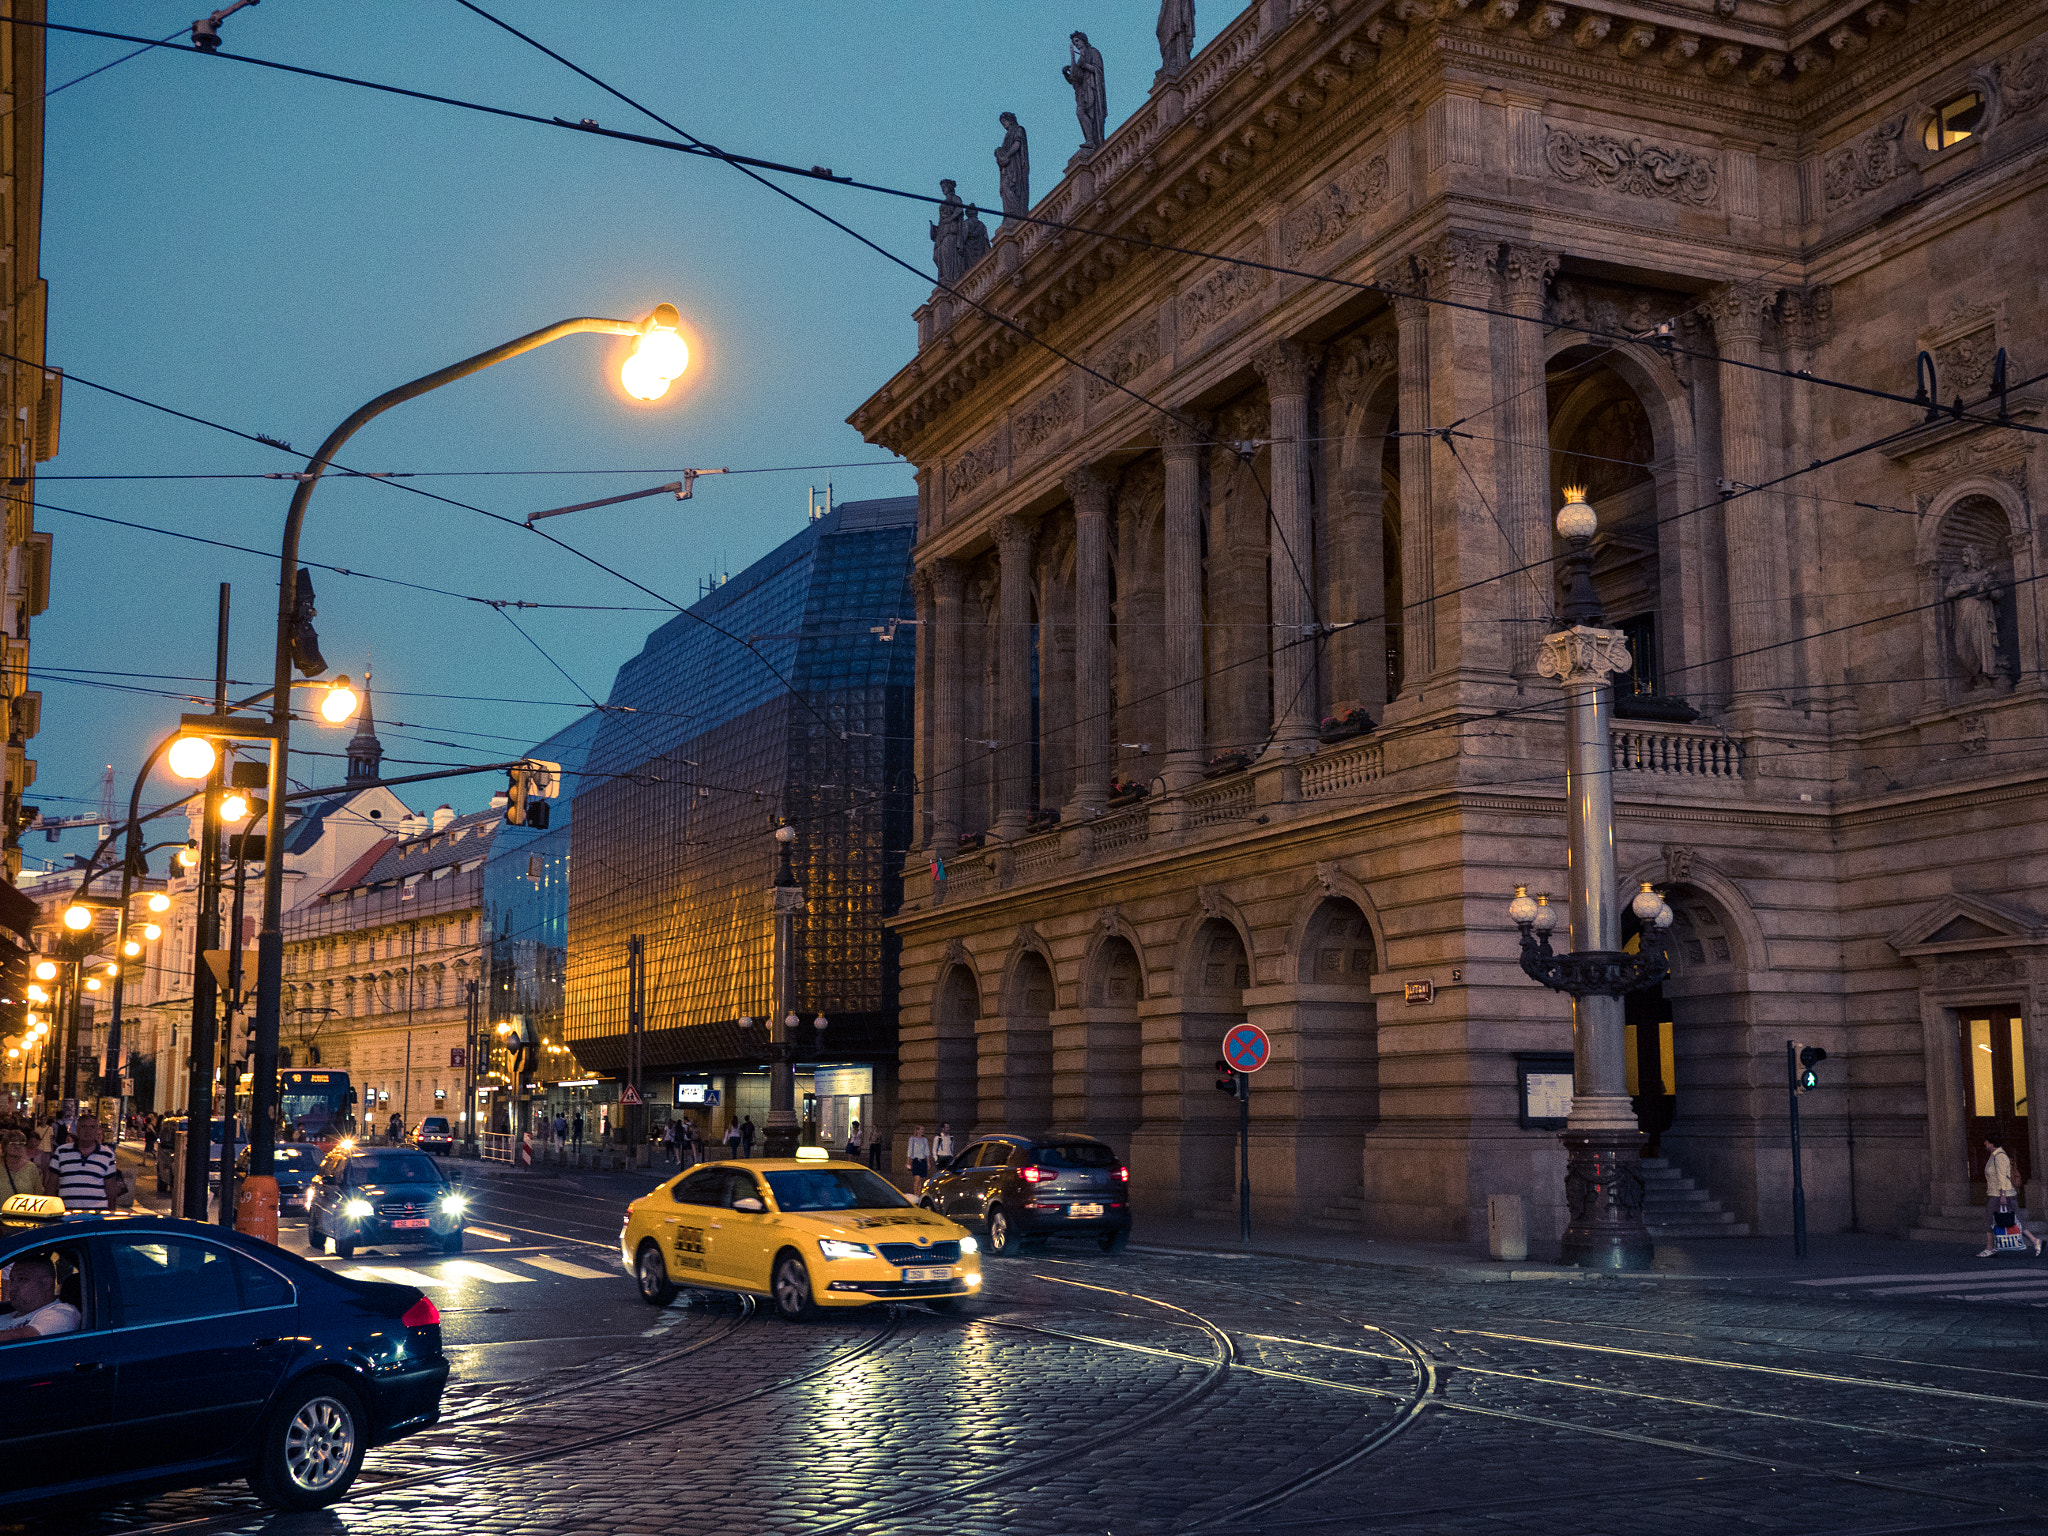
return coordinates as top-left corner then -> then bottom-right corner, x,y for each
765,1168 -> 912,1212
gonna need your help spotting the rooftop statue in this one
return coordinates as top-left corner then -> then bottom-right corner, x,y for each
1157,0 -> 1195,83
996,112 -> 1030,225
1064,31 -> 1107,151
930,179 -> 965,285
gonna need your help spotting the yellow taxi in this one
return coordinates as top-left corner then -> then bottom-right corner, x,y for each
620,1147 -> 982,1320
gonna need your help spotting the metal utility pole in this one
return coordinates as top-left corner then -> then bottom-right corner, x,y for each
1788,1039 -> 1809,1259
182,584 -> 230,1220
763,822 -> 805,1158
1237,1072 -> 1251,1246
626,934 -> 645,1150
463,978 -> 479,1155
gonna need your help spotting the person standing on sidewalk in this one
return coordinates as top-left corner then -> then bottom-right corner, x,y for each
905,1125 -> 931,1195
933,1124 -> 954,1169
571,1109 -> 584,1149
724,1119 -> 742,1159
844,1120 -> 863,1163
1979,1133 -> 2043,1257
660,1119 -> 679,1166
47,1115 -> 116,1210
740,1116 -> 755,1157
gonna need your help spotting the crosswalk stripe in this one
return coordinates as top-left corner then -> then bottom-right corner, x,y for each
1794,1271 -> 2031,1287
519,1253 -> 612,1280
466,1227 -> 513,1242
343,1266 -> 451,1287
439,1259 -> 535,1283
1867,1275 -> 2048,1295
1960,1287 -> 2048,1301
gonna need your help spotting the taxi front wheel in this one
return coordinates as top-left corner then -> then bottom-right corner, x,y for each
636,1242 -> 677,1306
772,1253 -> 818,1322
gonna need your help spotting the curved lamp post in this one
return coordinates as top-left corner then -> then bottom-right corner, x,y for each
1508,487 -> 1678,1272
236,307 -> 690,1234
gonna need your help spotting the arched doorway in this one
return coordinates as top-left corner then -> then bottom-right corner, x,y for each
1291,897 -> 1381,1217
933,963 -> 981,1140
997,949 -> 1055,1135
1067,934 -> 1142,1141
1177,918 -> 1252,1209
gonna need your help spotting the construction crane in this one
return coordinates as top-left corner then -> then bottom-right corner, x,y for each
31,764 -> 115,841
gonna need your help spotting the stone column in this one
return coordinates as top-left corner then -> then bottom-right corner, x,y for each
1162,416 -> 1208,789
911,563 -> 935,849
1705,281 -> 1787,711
1498,245 -> 1561,680
994,515 -> 1036,840
1066,467 -> 1114,817
1392,289 -> 1435,698
1256,341 -> 1322,756
925,559 -> 965,850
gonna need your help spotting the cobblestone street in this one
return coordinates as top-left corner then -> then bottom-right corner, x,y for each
63,1184 -> 2048,1536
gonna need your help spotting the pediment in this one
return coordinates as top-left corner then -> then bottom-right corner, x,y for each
1889,893 -> 2048,957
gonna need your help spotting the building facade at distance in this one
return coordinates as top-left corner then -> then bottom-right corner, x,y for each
561,496 -> 916,1150
855,0 -> 2048,1248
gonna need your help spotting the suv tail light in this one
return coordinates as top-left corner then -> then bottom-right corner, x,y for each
400,1295 -> 442,1328
1019,1165 -> 1053,1184
1116,1165 -> 1130,1183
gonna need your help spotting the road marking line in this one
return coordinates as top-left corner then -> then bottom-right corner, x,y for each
465,1227 -> 514,1242
343,1266 -> 452,1286
440,1260 -> 536,1283
1959,1286 -> 2048,1301
518,1253 -> 612,1280
1794,1271 -> 2040,1286
1866,1276 -> 2048,1295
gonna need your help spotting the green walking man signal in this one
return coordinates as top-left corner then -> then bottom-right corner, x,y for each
1794,1043 -> 1827,1094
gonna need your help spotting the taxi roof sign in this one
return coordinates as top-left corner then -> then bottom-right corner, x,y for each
794,1146 -> 830,1161
1,1193 -> 65,1219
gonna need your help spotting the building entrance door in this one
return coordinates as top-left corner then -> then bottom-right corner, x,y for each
1959,1013 -> 2030,1193
1625,986 -> 1675,1157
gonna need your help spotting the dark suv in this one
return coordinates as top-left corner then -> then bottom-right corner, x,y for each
919,1133 -> 1130,1254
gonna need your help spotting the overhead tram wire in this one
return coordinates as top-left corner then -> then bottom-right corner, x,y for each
6,13 -> 2038,443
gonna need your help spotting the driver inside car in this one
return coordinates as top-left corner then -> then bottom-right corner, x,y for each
0,1253 -> 80,1342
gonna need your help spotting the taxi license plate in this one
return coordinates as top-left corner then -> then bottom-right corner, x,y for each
900,1266 -> 953,1283
390,1218 -> 429,1229
1069,1203 -> 1104,1218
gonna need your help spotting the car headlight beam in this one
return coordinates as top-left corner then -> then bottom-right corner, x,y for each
342,1197 -> 373,1218
958,1234 -> 980,1255
441,1192 -> 466,1215
817,1239 -> 875,1261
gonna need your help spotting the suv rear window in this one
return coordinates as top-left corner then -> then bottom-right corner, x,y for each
420,1119 -> 449,1134
1038,1143 -> 1118,1168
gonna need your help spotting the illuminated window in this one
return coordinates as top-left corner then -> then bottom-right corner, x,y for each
1923,90 -> 1986,152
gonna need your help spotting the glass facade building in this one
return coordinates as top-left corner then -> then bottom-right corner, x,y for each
563,496 -> 916,1106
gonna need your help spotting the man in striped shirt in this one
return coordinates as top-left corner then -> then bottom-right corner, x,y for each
47,1116 -> 116,1210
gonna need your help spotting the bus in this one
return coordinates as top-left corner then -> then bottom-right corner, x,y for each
234,1068 -> 356,1143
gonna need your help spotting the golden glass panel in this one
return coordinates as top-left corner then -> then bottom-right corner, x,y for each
2012,1016 -> 2029,1117
1968,1017 -> 1995,1115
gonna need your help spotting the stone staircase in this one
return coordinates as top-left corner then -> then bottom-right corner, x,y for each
1311,1183 -> 1365,1232
1640,1156 -> 1749,1238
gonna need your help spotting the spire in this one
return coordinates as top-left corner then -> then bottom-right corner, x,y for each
346,664 -> 384,785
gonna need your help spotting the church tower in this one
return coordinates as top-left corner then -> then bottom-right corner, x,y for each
345,666 -> 384,786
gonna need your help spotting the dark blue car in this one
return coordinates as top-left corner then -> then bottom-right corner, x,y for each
0,1195 -> 448,1513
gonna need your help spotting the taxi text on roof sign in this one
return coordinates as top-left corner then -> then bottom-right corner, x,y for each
1,1193 -> 65,1218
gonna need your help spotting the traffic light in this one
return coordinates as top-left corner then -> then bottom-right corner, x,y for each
1215,1059 -> 1238,1096
503,760 -> 559,829
1798,1044 -> 1827,1093
287,568 -> 328,677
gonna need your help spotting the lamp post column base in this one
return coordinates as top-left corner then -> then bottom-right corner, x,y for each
1558,1127 -> 1653,1271
761,1119 -> 800,1159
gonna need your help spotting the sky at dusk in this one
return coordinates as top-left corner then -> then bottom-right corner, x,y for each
30,1 -> 1225,868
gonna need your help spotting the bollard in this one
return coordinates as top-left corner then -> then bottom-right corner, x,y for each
236,1175 -> 280,1244
1487,1193 -> 1528,1262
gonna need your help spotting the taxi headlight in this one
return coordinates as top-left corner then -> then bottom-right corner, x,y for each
441,1192 -> 466,1215
818,1239 -> 875,1261
342,1197 -> 373,1219
967,1273 -> 982,1287
959,1234 -> 980,1255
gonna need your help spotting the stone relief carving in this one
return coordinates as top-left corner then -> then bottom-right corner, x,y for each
1822,115 -> 1905,211
1277,154 -> 1391,262
2003,37 -> 2048,113
947,438 -> 1004,501
1938,955 -> 2023,988
1098,904 -> 1123,936
1217,394 -> 1266,444
1014,384 -> 1074,452
1543,125 -> 1718,205
1088,318 -> 1162,402
1329,333 -> 1394,415
1661,844 -> 1696,885
1547,279 -> 1687,336
1181,261 -> 1271,337
1779,285 -> 1835,352
1957,712 -> 1991,755
1538,624 -> 1634,684
1198,884 -> 1228,921
1315,861 -> 1342,898
1935,326 -> 2002,395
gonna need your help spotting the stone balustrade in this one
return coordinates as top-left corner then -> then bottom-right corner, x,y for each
1612,723 -> 1747,780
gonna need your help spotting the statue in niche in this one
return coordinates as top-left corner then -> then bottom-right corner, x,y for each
1156,0 -> 1196,83
1064,31 -> 1107,151
996,112 -> 1030,224
1947,546 -> 2009,687
930,179 -> 965,284
960,205 -> 991,269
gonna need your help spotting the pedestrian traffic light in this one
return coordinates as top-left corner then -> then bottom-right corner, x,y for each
1798,1044 -> 1827,1093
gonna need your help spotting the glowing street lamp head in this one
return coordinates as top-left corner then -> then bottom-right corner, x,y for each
167,735 -> 217,781
1556,485 -> 1598,542
147,893 -> 171,913
123,940 -> 141,958
143,923 -> 162,942
320,675 -> 358,725
85,977 -> 101,992
62,903 -> 93,931
622,304 -> 689,401
220,792 -> 251,826
25,985 -> 45,1002
33,961 -> 56,981
178,843 -> 199,869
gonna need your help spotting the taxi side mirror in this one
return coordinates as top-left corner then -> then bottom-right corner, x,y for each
731,1196 -> 765,1213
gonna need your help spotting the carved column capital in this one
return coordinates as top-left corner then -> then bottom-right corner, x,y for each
996,514 -> 1037,559
918,555 -> 965,602
1537,624 -> 1634,685
1704,280 -> 1779,345
1780,284 -> 1834,352
1062,464 -> 1114,515
1497,244 -> 1561,308
1159,411 -> 1210,457
1433,231 -> 1497,299
1253,338 -> 1321,399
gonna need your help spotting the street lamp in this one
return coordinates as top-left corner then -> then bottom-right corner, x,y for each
166,735 -> 217,781
1507,486 -> 1673,1272
244,304 -> 692,1223
761,821 -> 806,1158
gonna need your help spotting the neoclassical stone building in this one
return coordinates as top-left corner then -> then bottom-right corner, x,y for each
855,0 -> 2048,1249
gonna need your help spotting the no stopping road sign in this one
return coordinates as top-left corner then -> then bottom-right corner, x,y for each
1222,1022 -> 1270,1073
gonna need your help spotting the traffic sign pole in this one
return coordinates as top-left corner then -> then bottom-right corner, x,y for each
1220,1024 -> 1269,1247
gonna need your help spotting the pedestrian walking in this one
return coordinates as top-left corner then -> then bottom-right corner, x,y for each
47,1115 -> 117,1210
740,1115 -> 755,1156
680,1117 -> 697,1167
600,1107 -> 612,1144
905,1124 -> 931,1195
724,1119 -> 742,1158
571,1109 -> 584,1149
1978,1132 -> 2042,1257
844,1119 -> 863,1162
661,1119 -> 679,1166
933,1123 -> 955,1168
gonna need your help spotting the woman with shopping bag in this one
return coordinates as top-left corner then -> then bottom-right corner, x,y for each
1978,1132 -> 2043,1257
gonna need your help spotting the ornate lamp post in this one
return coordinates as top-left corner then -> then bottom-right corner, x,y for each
760,821 -> 806,1158
1510,487 -> 1675,1271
